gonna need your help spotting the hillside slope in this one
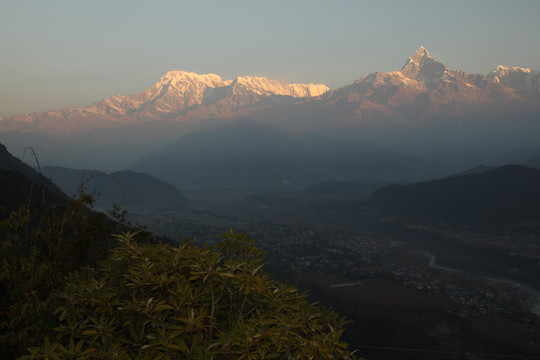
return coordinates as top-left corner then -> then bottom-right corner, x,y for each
42,166 -> 192,210
366,164 -> 540,225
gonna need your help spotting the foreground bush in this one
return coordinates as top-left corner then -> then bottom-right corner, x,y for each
0,188 -> 133,358
22,231 -> 358,359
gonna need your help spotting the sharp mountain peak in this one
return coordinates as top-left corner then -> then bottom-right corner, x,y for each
400,46 -> 445,79
408,46 -> 433,63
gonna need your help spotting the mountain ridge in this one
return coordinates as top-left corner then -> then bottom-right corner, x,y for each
1,47 -> 539,136
0,142 -> 65,195
2,47 -> 540,174
0,71 -> 329,134
366,164 -> 540,225
129,120 -> 439,189
42,165 -> 192,210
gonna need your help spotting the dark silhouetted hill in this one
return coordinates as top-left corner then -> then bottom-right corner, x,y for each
130,121 -> 436,189
0,169 -> 66,215
0,143 -> 64,196
366,164 -> 540,225
40,166 -> 105,196
524,155 -> 540,169
42,166 -> 192,210
447,164 -> 499,177
130,121 -> 298,188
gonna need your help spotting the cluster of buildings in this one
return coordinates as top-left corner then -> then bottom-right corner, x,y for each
129,207 -> 537,318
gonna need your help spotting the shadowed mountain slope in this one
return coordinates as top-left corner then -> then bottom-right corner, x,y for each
0,169 -> 66,215
130,121 -> 437,189
42,166 -> 192,210
0,143 -> 64,196
366,164 -> 540,225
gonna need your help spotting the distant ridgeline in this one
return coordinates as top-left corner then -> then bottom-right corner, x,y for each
42,166 -> 192,210
0,142 -> 191,211
366,164 -> 540,225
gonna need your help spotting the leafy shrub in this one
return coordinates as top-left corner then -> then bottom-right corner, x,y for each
22,231 -> 359,359
0,187 -> 134,358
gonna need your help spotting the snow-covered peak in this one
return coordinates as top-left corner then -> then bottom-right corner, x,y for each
159,70 -> 227,88
288,83 -> 329,97
487,65 -> 540,91
401,46 -> 445,79
233,76 -> 282,94
488,65 -> 534,77
82,70 -> 329,121
232,76 -> 328,97
410,46 -> 431,62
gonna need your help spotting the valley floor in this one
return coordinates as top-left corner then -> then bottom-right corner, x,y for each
120,197 -> 540,360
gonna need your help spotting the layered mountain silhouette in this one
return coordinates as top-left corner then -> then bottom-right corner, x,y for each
42,166 -> 192,210
1,47 -> 539,176
366,164 -> 540,225
130,121 -> 436,189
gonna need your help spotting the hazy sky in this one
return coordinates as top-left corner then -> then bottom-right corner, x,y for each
1,0 -> 539,118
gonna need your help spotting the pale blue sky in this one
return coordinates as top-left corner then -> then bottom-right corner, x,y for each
1,0 -> 539,118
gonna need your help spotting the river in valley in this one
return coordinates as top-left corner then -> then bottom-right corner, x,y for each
423,252 -> 540,316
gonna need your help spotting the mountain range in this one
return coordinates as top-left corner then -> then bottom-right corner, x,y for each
1,46 -> 539,177
0,72 -> 328,134
1,46 -> 538,136
314,46 -> 540,123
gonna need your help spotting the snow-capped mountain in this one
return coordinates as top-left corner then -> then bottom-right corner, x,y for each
345,46 -> 527,104
0,47 -> 539,136
293,46 -> 540,128
0,72 -> 328,134
1,47 -> 539,175
487,65 -> 540,91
